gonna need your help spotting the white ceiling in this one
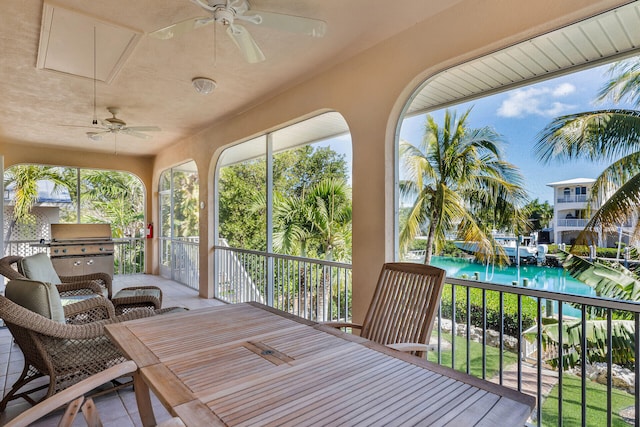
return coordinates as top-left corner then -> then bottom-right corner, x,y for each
407,2 -> 640,116
0,0 -> 464,156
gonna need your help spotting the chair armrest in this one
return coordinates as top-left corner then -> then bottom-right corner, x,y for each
56,280 -> 104,297
4,360 -> 138,427
63,296 -> 115,321
322,321 -> 363,330
59,272 -> 112,299
386,342 -> 433,353
0,295 -> 152,340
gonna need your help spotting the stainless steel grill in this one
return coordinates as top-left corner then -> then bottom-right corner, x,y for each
49,224 -> 114,278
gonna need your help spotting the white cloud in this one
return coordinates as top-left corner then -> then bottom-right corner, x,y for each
496,83 -> 577,118
552,83 -> 576,97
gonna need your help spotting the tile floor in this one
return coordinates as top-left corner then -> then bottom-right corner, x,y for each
0,274 -> 226,426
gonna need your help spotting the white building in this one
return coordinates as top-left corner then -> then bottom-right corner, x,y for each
547,178 -> 637,247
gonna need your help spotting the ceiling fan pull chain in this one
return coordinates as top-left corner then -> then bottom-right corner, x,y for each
92,26 -> 98,125
213,19 -> 217,66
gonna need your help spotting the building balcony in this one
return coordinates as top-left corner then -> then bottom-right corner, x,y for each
556,218 -> 589,228
556,195 -> 588,203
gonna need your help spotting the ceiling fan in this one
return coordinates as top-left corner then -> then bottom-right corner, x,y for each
149,0 -> 327,63
86,107 -> 161,141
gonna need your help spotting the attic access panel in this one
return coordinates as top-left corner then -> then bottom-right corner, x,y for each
37,2 -> 141,83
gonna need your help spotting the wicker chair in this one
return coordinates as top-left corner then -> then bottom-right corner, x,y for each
325,262 -> 446,358
0,255 -> 170,313
0,255 -> 111,298
0,278 -> 159,411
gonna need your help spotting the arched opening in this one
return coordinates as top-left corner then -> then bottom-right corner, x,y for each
214,111 -> 352,321
395,2 -> 640,264
3,164 -> 146,274
158,160 -> 199,288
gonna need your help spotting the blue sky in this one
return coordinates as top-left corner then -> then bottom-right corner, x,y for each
399,61 -> 634,203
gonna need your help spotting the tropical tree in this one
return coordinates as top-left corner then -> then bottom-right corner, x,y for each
524,198 -> 554,232
265,178 -> 352,320
80,170 -> 145,237
535,58 -> 640,248
218,145 -> 349,252
3,165 -> 71,245
399,108 -> 529,264
526,252 -> 639,369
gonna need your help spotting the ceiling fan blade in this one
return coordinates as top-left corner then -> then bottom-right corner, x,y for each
121,129 -> 153,139
226,24 -> 265,63
100,119 -> 115,128
149,16 -> 214,40
124,126 -> 161,132
245,11 -> 327,37
86,131 -> 105,141
60,124 -> 103,129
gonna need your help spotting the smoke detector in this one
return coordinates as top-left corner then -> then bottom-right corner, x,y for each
192,77 -> 217,95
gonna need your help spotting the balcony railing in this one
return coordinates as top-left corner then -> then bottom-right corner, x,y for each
556,219 -> 589,227
557,195 -> 588,203
213,246 -> 640,426
214,245 -> 351,322
158,237 -> 199,290
4,238 -> 145,275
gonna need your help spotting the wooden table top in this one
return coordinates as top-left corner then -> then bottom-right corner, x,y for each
105,302 -> 535,426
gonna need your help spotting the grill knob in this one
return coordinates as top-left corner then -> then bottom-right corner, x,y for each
54,249 -> 59,254
81,248 -> 86,252
62,249 -> 67,253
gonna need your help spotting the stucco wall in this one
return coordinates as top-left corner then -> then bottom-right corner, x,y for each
156,0 -> 627,322
1,0 -> 629,322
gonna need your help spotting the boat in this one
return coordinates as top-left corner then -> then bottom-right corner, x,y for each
454,234 -> 547,264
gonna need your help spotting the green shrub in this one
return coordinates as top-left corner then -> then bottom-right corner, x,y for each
438,241 -> 467,257
440,283 -> 537,336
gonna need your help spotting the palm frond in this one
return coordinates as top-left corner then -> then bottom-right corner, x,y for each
560,251 -> 640,302
535,109 -> 640,163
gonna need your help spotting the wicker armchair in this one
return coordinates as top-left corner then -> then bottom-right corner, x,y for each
0,278 -> 157,411
0,255 -> 111,298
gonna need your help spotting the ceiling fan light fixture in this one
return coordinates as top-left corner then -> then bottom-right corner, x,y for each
192,77 -> 217,95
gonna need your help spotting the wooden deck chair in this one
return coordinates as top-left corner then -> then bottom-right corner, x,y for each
326,262 -> 446,358
5,360 -> 185,427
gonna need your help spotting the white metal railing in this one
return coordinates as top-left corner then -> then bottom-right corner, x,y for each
557,195 -> 588,203
556,219 -> 589,227
158,237 -> 199,290
214,245 -> 351,322
113,238 -> 145,275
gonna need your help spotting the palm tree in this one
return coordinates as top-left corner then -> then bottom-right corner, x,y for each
524,198 -> 554,232
80,170 -> 145,238
399,109 -> 529,265
535,58 -> 640,247
3,165 -> 71,246
267,178 -> 352,321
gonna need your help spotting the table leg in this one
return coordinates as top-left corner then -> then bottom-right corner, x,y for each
133,371 -> 157,427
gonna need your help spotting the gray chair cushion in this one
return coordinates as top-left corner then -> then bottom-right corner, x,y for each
18,253 -> 62,285
5,279 -> 66,323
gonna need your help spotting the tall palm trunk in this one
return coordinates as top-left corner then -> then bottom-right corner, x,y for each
423,215 -> 438,265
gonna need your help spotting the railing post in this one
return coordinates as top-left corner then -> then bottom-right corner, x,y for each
265,134 -> 274,306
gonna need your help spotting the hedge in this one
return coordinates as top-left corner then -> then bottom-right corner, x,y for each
439,283 -> 537,336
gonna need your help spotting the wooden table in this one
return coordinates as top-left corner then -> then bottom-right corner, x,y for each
105,302 -> 535,426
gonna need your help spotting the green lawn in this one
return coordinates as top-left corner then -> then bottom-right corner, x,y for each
427,332 -> 518,378
541,373 -> 635,426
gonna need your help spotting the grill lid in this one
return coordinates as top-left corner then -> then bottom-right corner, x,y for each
50,224 -> 112,242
